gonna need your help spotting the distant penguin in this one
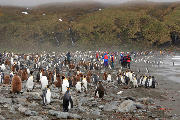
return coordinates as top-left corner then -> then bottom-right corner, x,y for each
62,77 -> 69,94
82,76 -> 87,91
4,75 -> 10,84
0,72 -> 1,83
42,85 -> 51,105
142,76 -> 147,86
10,57 -> 14,65
63,87 -> 73,112
27,68 -> 30,75
145,77 -> 149,88
103,72 -> 107,80
0,64 -> 6,71
146,67 -> 149,73
117,74 -> 121,84
151,76 -> 156,88
107,73 -> 112,82
149,76 -> 152,87
21,69 -> 28,81
54,74 -> 61,88
138,76 -> 143,86
26,71 -> 34,91
95,81 -> 105,98
92,74 -> 99,85
11,74 -> 22,93
0,72 -> 5,84
121,74 -> 125,84
124,75 -> 130,85
54,71 -> 57,82
40,76 -> 48,90
129,71 -> 133,82
75,81 -> 82,93
132,76 -> 138,88
36,71 -> 40,82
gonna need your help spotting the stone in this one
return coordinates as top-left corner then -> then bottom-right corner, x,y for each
118,100 -> 143,112
56,112 -> 69,119
98,105 -> 104,109
34,84 -> 41,89
13,98 -> 27,105
28,101 -> 39,108
103,101 -> 118,111
137,97 -> 154,104
0,115 -> 5,120
9,105 -> 16,114
91,109 -> 101,116
18,105 -> 28,113
51,93 -> 60,99
48,110 -> 59,116
48,110 -> 81,119
25,110 -> 38,116
0,96 -> 12,104
68,113 -> 82,119
20,116 -> 44,120
29,92 -> 41,100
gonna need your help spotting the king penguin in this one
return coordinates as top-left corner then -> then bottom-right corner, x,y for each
63,87 -> 73,112
26,71 -> 34,92
42,85 -> 51,105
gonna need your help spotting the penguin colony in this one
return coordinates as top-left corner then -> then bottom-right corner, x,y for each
0,50 -> 161,113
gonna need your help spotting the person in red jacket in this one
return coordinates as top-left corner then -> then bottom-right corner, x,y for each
96,53 -> 99,61
126,54 -> 131,69
103,53 -> 109,68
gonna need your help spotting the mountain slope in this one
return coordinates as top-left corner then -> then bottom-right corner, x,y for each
0,2 -> 180,51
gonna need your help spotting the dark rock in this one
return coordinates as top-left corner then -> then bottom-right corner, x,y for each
25,110 -> 38,116
48,110 -> 82,119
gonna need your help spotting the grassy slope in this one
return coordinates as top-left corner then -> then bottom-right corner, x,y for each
0,2 -> 180,51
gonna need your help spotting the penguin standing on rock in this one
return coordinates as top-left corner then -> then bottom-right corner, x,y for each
95,81 -> 105,98
107,73 -> 112,82
40,76 -> 48,90
11,74 -> 22,94
62,76 -> 69,94
75,81 -> 82,93
63,87 -> 73,112
42,85 -> 51,105
26,71 -> 34,92
82,76 -> 87,91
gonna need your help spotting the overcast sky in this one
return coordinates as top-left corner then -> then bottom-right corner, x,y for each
0,0 -> 179,7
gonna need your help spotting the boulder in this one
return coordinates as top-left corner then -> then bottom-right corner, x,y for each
48,110 -> 82,119
0,96 -> 12,104
103,101 -> 118,111
137,97 -> 154,104
118,100 -> 144,112
25,110 -> 38,116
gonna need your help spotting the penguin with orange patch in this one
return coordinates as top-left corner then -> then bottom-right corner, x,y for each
63,87 -> 73,112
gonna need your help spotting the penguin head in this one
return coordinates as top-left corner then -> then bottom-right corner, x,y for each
67,87 -> 70,91
46,85 -> 50,89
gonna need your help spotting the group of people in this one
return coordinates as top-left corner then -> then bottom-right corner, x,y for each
120,53 -> 131,69
96,52 -> 132,69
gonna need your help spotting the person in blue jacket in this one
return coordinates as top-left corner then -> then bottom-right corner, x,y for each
103,53 -> 109,68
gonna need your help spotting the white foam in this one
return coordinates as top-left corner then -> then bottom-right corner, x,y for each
172,58 -> 180,60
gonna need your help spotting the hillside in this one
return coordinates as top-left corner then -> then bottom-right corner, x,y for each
0,2 -> 180,51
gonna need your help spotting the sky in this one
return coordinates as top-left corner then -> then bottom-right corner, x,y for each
0,0 -> 179,7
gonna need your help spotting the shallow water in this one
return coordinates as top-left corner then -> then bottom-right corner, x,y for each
156,53 -> 180,83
